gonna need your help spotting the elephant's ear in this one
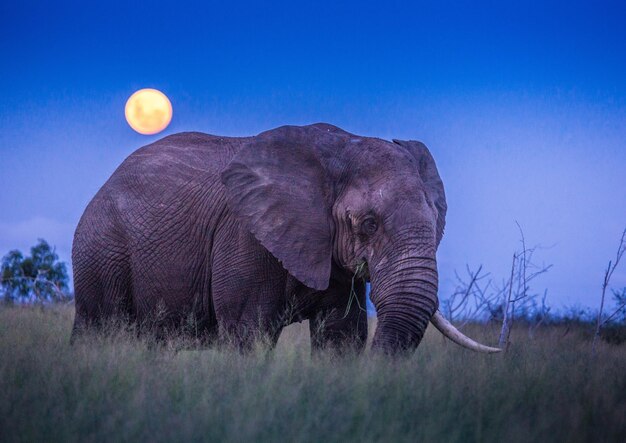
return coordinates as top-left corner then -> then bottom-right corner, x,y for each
221,127 -> 334,290
392,139 -> 447,247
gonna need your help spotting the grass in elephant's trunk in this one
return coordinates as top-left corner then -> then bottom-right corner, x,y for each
343,261 -> 368,318
1,305 -> 625,442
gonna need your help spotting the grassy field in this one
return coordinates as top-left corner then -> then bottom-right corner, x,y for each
1,306 -> 625,442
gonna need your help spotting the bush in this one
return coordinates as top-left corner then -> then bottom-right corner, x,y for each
0,239 -> 70,303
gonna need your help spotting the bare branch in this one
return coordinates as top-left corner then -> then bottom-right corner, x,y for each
498,253 -> 517,349
592,227 -> 626,355
601,287 -> 626,326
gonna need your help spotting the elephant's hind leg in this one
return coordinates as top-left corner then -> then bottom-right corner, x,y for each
71,251 -> 134,342
71,210 -> 134,342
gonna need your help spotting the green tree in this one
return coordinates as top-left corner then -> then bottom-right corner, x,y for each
1,239 -> 69,303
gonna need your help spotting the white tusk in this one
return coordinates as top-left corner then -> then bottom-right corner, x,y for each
430,310 -> 502,354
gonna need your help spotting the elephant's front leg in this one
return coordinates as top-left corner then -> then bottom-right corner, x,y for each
211,229 -> 290,351
309,279 -> 368,353
213,275 -> 287,351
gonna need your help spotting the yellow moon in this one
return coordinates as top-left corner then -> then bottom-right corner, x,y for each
125,88 -> 173,135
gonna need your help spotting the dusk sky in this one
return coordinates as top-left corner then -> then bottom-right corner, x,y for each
1,1 -> 625,310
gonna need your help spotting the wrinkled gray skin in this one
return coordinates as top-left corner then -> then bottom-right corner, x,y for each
72,123 -> 447,353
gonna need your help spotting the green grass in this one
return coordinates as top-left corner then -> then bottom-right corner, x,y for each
1,306 -> 625,442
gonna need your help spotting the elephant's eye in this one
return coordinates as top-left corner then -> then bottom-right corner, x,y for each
360,217 -> 378,236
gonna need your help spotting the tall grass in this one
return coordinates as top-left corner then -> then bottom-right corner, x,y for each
1,306 -> 624,442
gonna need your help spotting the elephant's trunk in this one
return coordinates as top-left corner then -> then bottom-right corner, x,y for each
368,244 -> 502,354
369,248 -> 439,353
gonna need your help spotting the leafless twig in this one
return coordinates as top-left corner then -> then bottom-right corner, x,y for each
592,227 -> 626,355
497,223 -> 553,350
498,253 -> 516,349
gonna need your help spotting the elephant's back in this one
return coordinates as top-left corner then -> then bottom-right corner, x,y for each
117,131 -> 246,185
99,132 -> 245,211
76,131 -> 247,245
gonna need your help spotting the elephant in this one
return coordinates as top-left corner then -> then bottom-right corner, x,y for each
71,123 -> 500,354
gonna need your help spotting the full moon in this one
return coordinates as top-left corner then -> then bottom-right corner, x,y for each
125,88 -> 173,135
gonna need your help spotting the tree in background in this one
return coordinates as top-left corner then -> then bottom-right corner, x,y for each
1,239 -> 70,303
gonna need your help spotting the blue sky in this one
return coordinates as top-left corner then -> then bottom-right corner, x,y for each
1,1 -> 625,310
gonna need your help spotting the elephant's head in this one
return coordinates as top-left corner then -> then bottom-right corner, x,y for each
222,123 -> 500,354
